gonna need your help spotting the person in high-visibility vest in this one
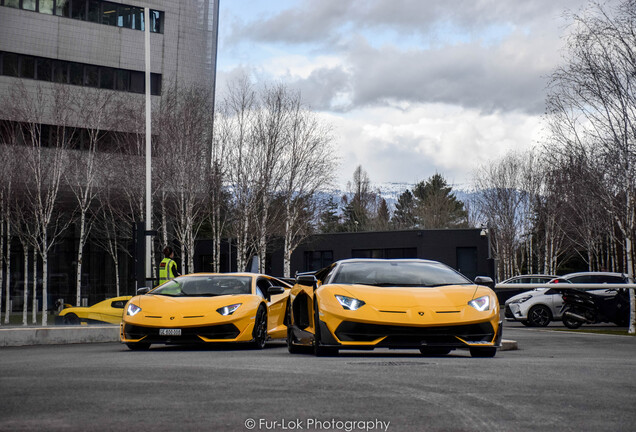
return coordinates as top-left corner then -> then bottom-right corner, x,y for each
158,246 -> 180,285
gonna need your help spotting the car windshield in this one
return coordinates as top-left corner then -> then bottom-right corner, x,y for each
152,276 -> 252,297
328,261 -> 471,287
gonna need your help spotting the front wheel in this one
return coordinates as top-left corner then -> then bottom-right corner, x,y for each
527,305 -> 552,327
252,306 -> 268,349
470,347 -> 497,358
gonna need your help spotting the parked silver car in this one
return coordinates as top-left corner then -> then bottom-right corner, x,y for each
495,274 -> 557,305
504,272 -> 629,327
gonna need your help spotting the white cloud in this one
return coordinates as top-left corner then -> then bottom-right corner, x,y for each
324,104 -> 544,188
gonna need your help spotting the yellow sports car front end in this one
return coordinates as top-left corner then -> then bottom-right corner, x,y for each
120,273 -> 290,350
287,259 -> 502,357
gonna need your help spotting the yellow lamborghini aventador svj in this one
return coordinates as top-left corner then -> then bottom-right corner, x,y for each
120,273 -> 290,350
286,259 -> 502,357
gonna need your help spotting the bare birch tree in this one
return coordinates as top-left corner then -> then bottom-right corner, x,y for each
546,0 -> 636,333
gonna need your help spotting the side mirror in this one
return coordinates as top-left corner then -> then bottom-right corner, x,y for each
267,286 -> 286,296
474,276 -> 494,288
137,287 -> 150,295
296,275 -> 317,287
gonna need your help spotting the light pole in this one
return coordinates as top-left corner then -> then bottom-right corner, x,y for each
144,7 -> 152,286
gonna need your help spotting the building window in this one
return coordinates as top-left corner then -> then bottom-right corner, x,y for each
55,0 -> 71,17
304,251 -> 334,272
150,9 -> 163,33
69,62 -> 84,85
87,0 -> 100,22
1,51 -> 162,96
129,70 -> 143,93
115,69 -> 129,91
150,73 -> 161,96
19,56 -> 35,79
22,0 -> 36,11
53,60 -> 69,83
40,0 -> 55,14
3,53 -> 19,77
101,1 -> 117,26
99,67 -> 114,89
85,65 -> 99,87
1,0 -> 164,34
36,58 -> 52,81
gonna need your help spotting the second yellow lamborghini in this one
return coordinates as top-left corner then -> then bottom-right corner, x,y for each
121,273 -> 291,350
286,259 -> 502,357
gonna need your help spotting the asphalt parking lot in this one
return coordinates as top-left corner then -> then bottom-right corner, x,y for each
1,321 -> 635,432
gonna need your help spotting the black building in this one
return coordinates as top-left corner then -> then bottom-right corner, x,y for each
197,228 -> 493,282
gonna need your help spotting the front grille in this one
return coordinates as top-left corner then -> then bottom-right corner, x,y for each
504,305 -> 513,318
124,323 -> 240,342
334,321 -> 495,346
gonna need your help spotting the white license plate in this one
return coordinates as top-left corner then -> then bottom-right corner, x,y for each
159,328 -> 182,336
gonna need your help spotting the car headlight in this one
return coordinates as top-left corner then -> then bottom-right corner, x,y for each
217,303 -> 242,316
126,303 -> 141,316
335,295 -> 365,311
510,295 -> 532,304
468,296 -> 490,312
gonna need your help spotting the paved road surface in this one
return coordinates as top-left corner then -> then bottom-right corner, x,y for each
1,324 -> 635,432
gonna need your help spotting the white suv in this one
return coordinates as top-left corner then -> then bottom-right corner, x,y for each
504,272 -> 628,327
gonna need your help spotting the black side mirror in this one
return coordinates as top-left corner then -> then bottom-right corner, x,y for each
267,286 -> 286,296
474,276 -> 494,288
137,287 -> 150,295
296,275 -> 317,287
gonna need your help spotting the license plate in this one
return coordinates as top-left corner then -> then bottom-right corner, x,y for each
159,328 -> 181,336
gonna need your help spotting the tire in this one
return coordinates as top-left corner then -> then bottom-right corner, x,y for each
286,326 -> 305,354
251,306 -> 268,349
313,299 -> 338,357
470,347 -> 497,358
562,314 -> 583,329
520,320 -> 531,327
63,313 -> 80,325
419,347 -> 451,356
126,342 -> 151,351
527,305 -> 552,327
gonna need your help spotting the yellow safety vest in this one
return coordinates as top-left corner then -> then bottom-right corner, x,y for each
158,258 -> 177,285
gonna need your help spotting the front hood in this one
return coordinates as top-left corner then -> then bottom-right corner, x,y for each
328,284 -> 481,308
130,294 -> 252,316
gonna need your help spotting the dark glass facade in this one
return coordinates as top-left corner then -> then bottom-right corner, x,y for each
0,51 -> 162,96
0,0 -> 164,33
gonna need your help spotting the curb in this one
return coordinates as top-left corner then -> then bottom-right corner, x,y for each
501,339 -> 518,351
0,325 -> 120,347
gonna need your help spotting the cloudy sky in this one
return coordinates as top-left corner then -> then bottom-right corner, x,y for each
215,0 -> 589,190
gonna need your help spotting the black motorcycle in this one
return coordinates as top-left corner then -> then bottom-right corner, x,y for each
560,288 -> 630,329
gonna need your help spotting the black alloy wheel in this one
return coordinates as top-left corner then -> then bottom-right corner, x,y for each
252,306 -> 268,349
527,305 -> 552,327
63,313 -> 80,325
313,299 -> 338,357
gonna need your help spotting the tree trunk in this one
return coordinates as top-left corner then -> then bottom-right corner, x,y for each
76,211 -> 86,306
32,248 -> 37,324
4,217 -> 11,324
22,247 -> 28,325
